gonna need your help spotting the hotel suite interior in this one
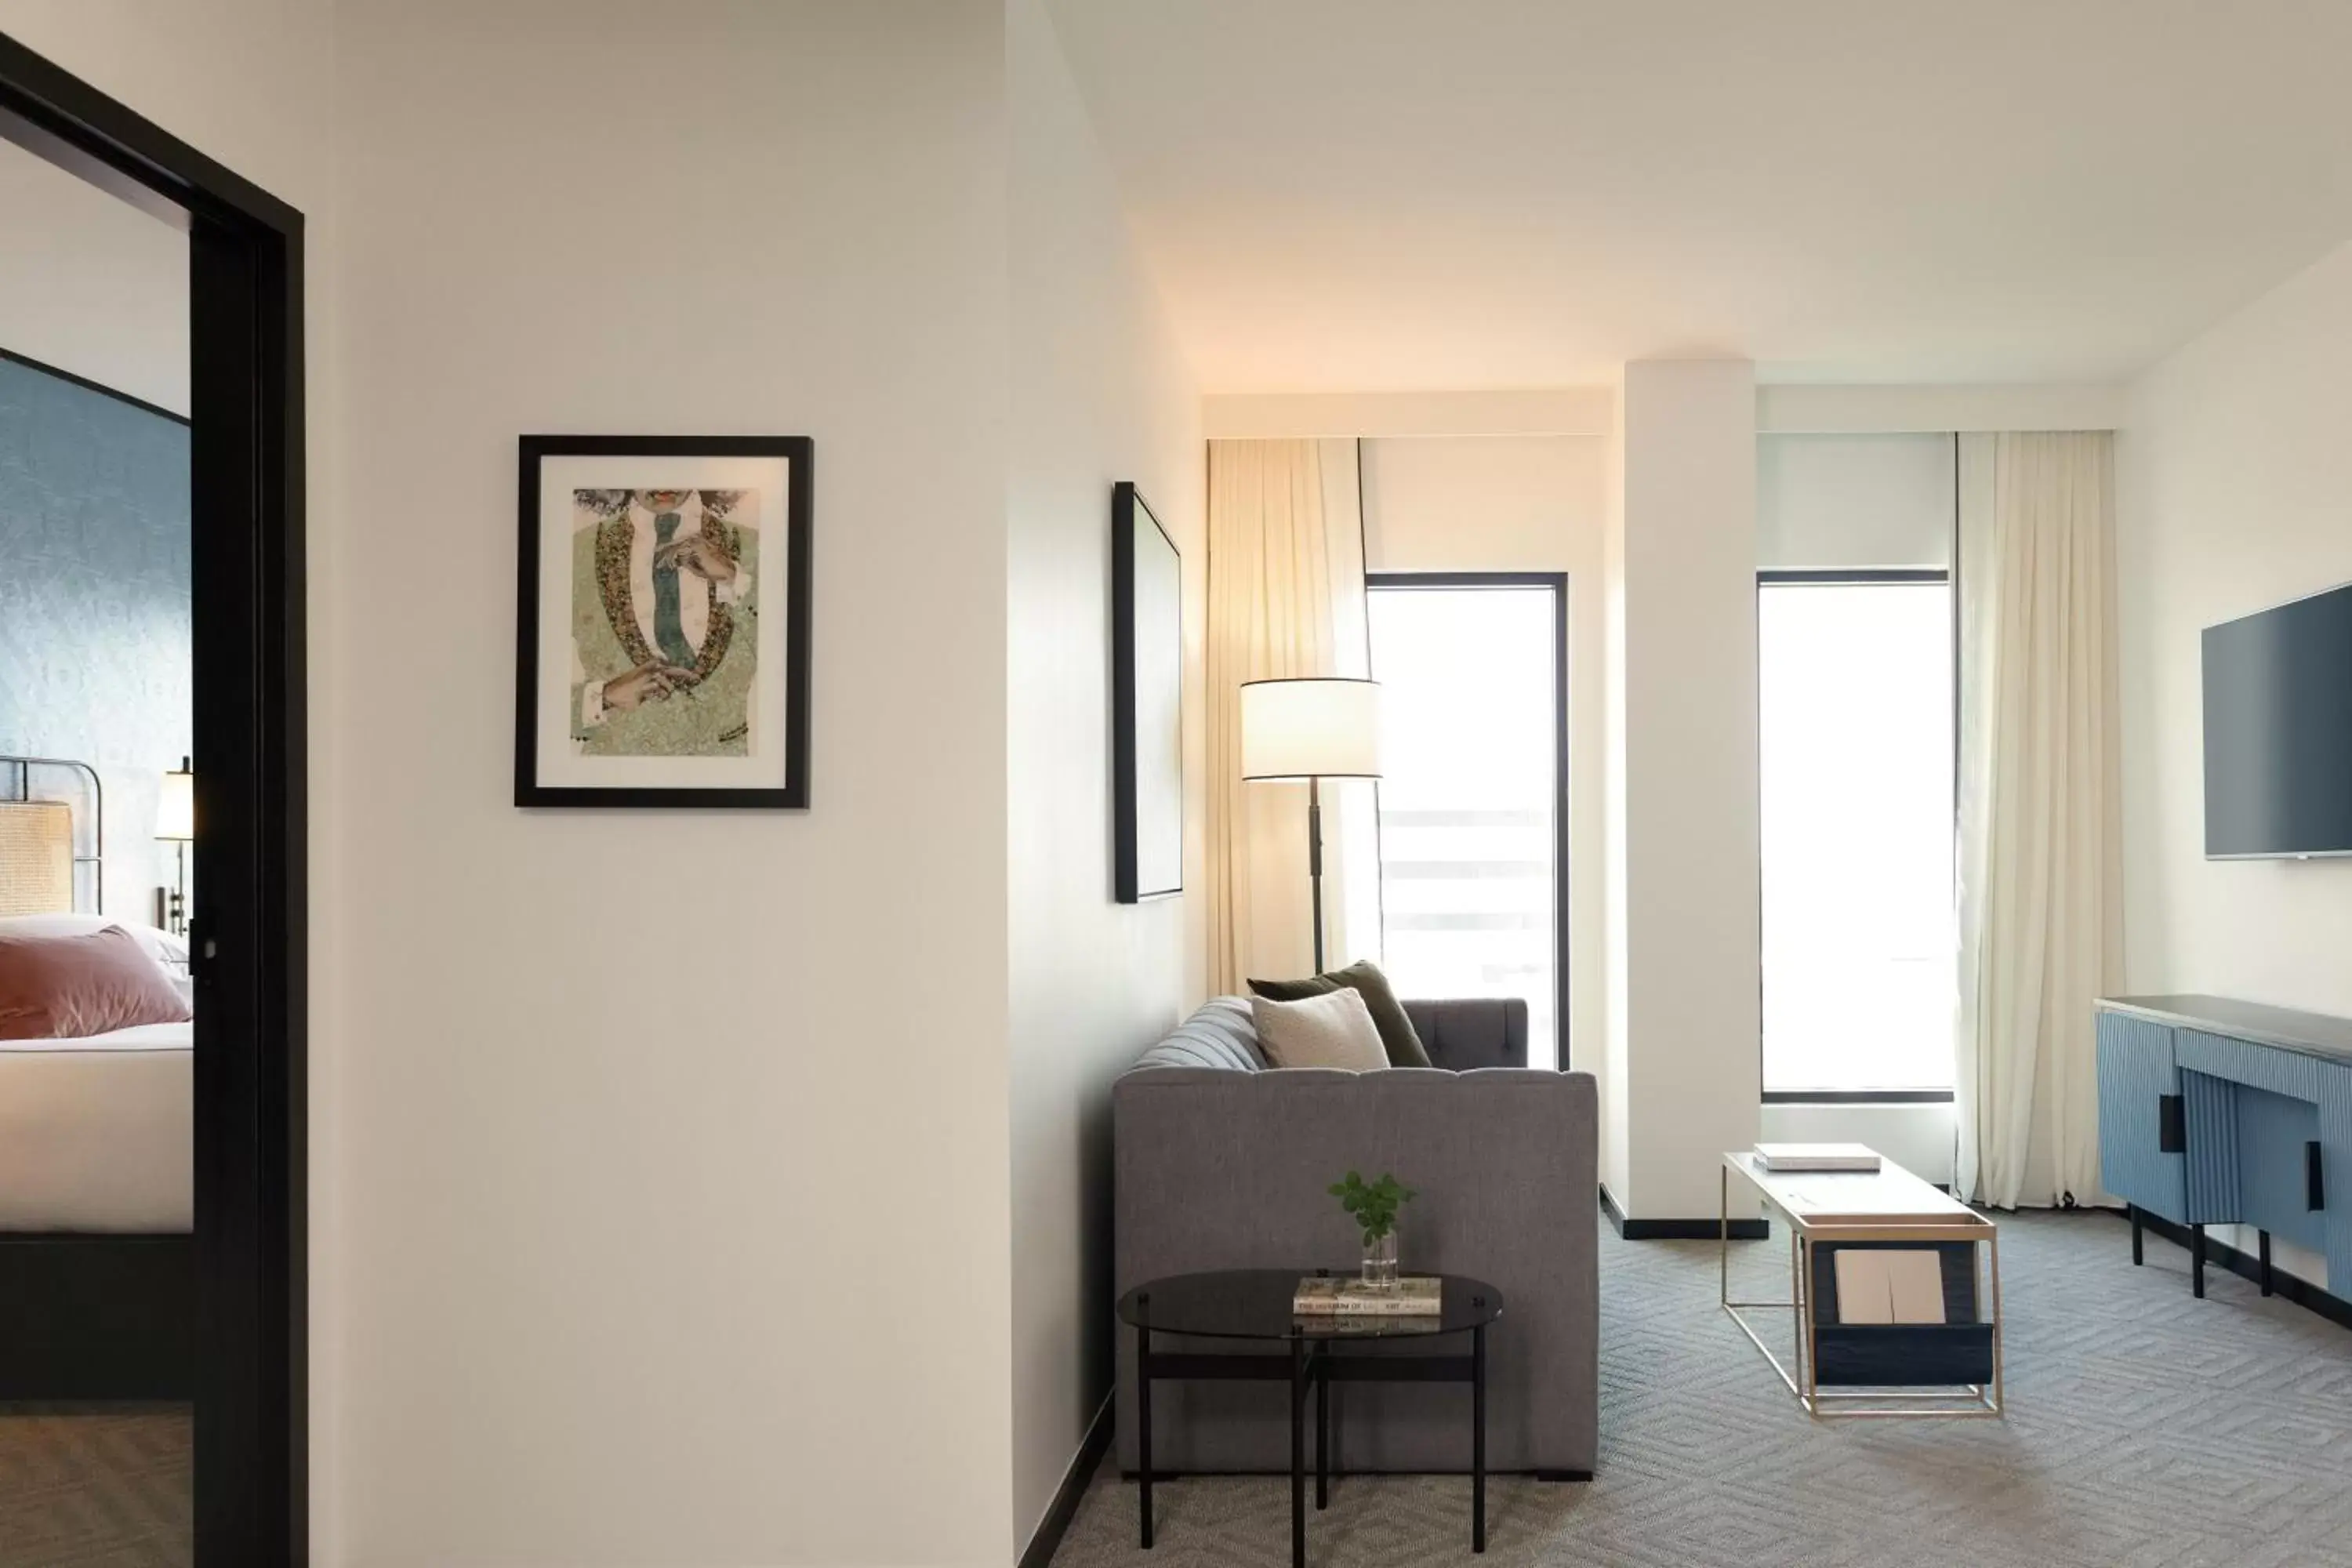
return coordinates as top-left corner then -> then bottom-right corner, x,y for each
2,3 -> 2351,1566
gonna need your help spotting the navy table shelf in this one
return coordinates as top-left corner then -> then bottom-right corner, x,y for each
2096,996 -> 2352,1304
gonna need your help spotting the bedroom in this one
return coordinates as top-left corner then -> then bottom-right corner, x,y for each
0,126 -> 196,1556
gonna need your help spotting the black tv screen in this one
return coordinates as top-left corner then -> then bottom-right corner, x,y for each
2204,583 -> 2352,858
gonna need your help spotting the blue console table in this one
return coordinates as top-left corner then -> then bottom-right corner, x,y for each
2096,996 -> 2352,1305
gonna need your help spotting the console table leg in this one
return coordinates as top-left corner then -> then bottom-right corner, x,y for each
2259,1230 -> 2274,1297
1472,1323 -> 1487,1553
1136,1323 -> 1153,1548
2130,1204 -> 2143,1266
2191,1223 -> 2206,1299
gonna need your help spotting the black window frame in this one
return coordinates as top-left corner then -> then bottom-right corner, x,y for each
1366,571 -> 1572,1072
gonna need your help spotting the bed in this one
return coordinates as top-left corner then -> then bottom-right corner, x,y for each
0,757 -> 194,1398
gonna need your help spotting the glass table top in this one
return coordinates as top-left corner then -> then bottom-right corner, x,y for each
1116,1269 -> 1503,1341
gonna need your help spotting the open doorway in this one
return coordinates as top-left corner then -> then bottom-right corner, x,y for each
0,32 -> 307,1568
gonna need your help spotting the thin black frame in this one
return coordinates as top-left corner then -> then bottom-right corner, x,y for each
1364,572 -> 1572,1072
514,434 -> 814,810
1754,566 -> 1958,1106
0,25 -> 309,1565
1112,481 -> 1182,902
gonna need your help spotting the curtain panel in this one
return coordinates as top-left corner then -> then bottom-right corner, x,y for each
1956,431 -> 2122,1210
1204,439 -> 1374,993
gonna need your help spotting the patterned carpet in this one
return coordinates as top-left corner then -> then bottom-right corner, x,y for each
8,1214 -> 2350,1566
1049,1210 -> 2352,1568
0,1404 -> 189,1567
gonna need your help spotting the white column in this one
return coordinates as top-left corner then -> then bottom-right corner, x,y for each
1602,360 -> 1762,1221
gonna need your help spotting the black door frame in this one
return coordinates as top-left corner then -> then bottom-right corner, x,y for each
0,31 -> 307,1566
1364,572 -> 1572,1071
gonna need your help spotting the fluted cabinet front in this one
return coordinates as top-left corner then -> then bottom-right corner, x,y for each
2096,1011 -> 2185,1224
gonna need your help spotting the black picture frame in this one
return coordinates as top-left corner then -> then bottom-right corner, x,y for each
514,434 -> 813,809
1112,481 -> 1183,902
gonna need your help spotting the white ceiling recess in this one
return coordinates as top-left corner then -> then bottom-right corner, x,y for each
1045,0 -> 2352,394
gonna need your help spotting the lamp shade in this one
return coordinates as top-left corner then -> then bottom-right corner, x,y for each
156,759 -> 194,842
1240,677 -> 1382,780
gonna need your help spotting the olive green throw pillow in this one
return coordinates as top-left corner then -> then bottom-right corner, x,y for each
1247,959 -> 1433,1069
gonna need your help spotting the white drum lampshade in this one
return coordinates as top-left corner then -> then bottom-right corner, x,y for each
1240,678 -> 1382,781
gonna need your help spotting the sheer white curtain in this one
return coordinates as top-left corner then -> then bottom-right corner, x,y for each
1956,431 -> 2122,1210
1204,438 -> 1373,993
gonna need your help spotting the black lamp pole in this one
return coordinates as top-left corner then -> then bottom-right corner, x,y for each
1307,775 -> 1326,974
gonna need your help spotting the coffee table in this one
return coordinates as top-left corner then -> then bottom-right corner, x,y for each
1116,1269 -> 1502,1566
1721,1150 -> 2004,1419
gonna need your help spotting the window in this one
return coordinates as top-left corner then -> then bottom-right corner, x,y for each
1758,574 -> 1954,1096
1366,576 -> 1566,1069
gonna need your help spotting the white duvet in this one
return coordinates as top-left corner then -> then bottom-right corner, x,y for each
0,1019 -> 192,1232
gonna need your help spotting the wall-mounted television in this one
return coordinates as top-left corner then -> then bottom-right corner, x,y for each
2204,582 -> 2352,859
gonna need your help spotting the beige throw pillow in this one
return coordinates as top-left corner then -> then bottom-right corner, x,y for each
1251,987 -> 1389,1073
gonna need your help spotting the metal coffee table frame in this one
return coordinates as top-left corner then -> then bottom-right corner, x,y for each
1720,1156 -> 2005,1420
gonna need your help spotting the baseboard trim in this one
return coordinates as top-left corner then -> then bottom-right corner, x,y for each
1019,1391 -> 1114,1568
2111,1207 -> 2352,1334
1599,1182 -> 1767,1242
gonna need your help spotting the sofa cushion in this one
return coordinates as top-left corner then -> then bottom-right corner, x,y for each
1247,959 -> 1433,1069
1250,988 -> 1389,1072
1133,995 -> 1266,1073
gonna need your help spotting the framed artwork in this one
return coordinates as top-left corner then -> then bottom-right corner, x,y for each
1112,481 -> 1182,902
514,435 -> 812,808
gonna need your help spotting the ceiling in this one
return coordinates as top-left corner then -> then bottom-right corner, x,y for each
1045,0 -> 2352,393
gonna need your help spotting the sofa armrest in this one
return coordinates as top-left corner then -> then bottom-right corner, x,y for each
1403,996 -> 1528,1070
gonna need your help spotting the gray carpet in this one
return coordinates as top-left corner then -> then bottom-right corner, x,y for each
0,1404 -> 190,1567
1048,1210 -> 2352,1567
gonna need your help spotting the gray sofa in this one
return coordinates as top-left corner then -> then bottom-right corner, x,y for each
1114,995 -> 1598,1478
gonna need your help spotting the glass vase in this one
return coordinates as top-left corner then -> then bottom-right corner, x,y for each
1361,1229 -> 1400,1290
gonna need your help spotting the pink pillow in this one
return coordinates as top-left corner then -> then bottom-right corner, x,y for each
0,925 -> 193,1040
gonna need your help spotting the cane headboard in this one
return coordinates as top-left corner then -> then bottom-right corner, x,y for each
0,757 -> 103,915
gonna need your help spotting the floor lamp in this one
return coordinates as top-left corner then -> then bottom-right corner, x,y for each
1240,677 -> 1383,975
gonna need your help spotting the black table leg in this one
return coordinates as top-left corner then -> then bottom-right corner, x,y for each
2130,1204 -> 2143,1266
2260,1229 -> 2274,1296
1290,1338 -> 1306,1568
2192,1223 -> 2206,1299
1137,1322 -> 1153,1548
1315,1341 -> 1329,1511
1472,1323 -> 1487,1553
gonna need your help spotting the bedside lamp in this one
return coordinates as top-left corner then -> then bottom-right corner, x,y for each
155,757 -> 193,936
1240,677 -> 1382,974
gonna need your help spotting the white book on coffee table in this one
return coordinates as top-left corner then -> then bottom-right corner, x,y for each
1754,1142 -> 1882,1173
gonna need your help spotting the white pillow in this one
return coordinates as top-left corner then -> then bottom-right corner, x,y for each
1251,987 -> 1389,1072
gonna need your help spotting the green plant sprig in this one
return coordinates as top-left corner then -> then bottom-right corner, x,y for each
1328,1170 -> 1416,1247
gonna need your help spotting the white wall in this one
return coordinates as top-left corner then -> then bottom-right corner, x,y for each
1606,361 -> 1762,1220
325,7 -> 1016,1566
1206,387 -> 1613,440
0,136 -> 187,415
1757,434 -> 1953,570
2121,237 -> 2352,1288
1758,382 -> 2125,435
1007,0 -> 1203,1553
1357,434 -> 1606,1076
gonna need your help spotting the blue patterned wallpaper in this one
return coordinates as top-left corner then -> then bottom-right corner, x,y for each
0,353 -> 191,919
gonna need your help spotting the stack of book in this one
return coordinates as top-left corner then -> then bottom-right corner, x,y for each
1292,1276 -> 1443,1316
1752,1142 -> 1880,1173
